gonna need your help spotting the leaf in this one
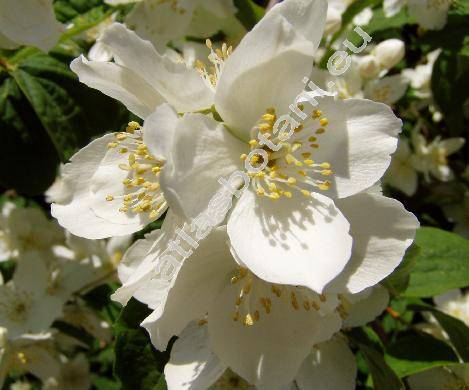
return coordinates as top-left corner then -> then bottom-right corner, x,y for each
347,327 -> 404,390
233,0 -> 265,30
11,52 -> 129,161
431,50 -> 468,136
114,299 -> 170,390
384,244 -> 420,296
12,68 -> 87,160
409,303 -> 469,362
0,77 -> 59,194
385,332 -> 459,377
405,228 -> 469,297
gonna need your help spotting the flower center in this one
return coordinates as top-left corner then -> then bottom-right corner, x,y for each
195,39 -> 232,90
229,267 -> 342,326
106,122 -> 166,220
0,288 -> 32,322
240,107 -> 333,200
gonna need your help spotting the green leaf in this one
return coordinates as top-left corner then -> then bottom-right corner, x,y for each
409,304 -> 469,362
405,228 -> 469,297
12,68 -> 87,160
9,52 -> 129,161
385,332 -> 459,377
233,0 -> 265,30
347,328 -> 404,390
0,77 -> 59,194
430,50 -> 468,136
114,299 -> 170,390
384,244 -> 420,296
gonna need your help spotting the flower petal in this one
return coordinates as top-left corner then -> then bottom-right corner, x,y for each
161,113 -> 245,220
307,97 -> 402,198
51,134 -> 148,239
0,0 -> 63,52
125,0 -> 196,50
342,285 -> 389,327
408,0 -> 449,30
142,103 -> 179,161
142,228 -> 233,351
208,280 -> 342,388
112,211 -> 183,306
71,55 -> 164,119
215,0 -> 327,140
99,23 -> 213,112
327,191 -> 418,293
295,337 -> 357,390
165,321 -> 226,389
227,189 -> 352,293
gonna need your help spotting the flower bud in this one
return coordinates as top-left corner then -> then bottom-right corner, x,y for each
374,39 -> 405,70
357,55 -> 380,78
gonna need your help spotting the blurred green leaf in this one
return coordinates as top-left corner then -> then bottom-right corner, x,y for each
347,327 -> 404,390
114,299 -> 169,390
404,227 -> 469,297
409,303 -> 469,362
431,50 -> 468,136
233,0 -> 265,30
384,244 -> 420,296
385,332 -> 459,377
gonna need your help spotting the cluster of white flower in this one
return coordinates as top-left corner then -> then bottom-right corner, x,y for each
44,0 -> 424,388
1,0 -> 466,388
0,201 -> 130,388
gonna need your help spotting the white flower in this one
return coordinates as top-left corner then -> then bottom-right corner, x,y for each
45,165 -> 73,204
165,325 -> 358,390
314,55 -> 408,104
384,0 -> 450,30
138,228 -> 342,388
326,0 -> 373,35
43,354 -> 91,390
434,289 -> 469,326
0,0 -> 63,51
402,49 -> 441,99
364,74 -> 408,105
0,333 -> 59,387
117,221 -> 395,388
144,0 -> 416,292
373,39 -> 405,71
10,381 -> 32,390
411,131 -> 465,182
125,0 -> 243,51
0,253 -> 63,339
384,138 -> 418,196
0,205 -> 64,259
407,366 -> 469,390
70,23 -> 215,119
51,121 -> 168,239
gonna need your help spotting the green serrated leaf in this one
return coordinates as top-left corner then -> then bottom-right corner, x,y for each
409,303 -> 469,362
114,299 -> 170,390
385,332 -> 459,377
12,68 -> 86,160
405,227 -> 469,297
347,327 -> 404,390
